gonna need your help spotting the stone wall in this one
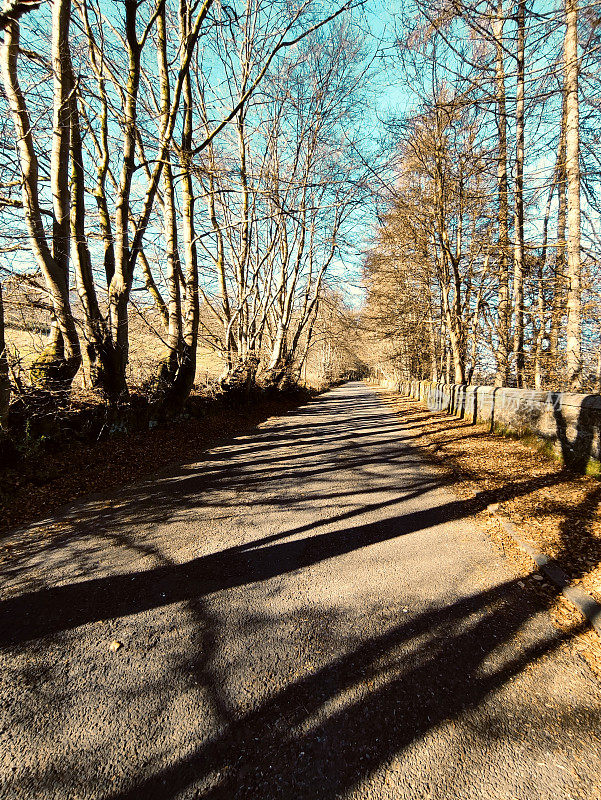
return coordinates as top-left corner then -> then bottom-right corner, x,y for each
381,378 -> 601,475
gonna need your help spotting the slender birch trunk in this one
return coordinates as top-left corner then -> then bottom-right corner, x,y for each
427,283 -> 439,382
434,120 -> 465,385
533,173 -> 555,389
107,0 -> 140,398
466,256 -> 488,384
549,97 -> 567,381
493,0 -> 510,386
157,7 -> 200,415
69,88 -> 119,394
563,0 -> 582,390
177,66 -> 200,404
513,0 -> 525,387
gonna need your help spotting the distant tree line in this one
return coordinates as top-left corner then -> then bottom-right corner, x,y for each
363,0 -> 601,392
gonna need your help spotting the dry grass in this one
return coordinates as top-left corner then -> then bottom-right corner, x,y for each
5,317 -> 225,389
377,388 -> 601,677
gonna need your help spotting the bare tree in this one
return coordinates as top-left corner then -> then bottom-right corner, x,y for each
1,0 -> 81,389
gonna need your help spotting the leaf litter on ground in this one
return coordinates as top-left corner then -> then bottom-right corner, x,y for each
378,387 -> 601,678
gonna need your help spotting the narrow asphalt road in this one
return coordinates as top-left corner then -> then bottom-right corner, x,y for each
1,382 -> 600,800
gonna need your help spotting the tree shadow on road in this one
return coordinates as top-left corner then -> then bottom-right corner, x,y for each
1,470 -> 595,650
98,578 -> 595,800
2,384 -> 601,799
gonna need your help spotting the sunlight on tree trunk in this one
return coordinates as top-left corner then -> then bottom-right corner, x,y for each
1,10 -> 81,391
493,0 -> 510,387
513,0 -> 525,388
563,0 -> 582,390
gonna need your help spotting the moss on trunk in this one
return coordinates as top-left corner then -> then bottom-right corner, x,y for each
153,343 -> 197,418
30,330 -> 80,392
220,355 -> 260,396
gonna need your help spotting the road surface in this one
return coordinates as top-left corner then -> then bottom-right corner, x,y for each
1,382 -> 600,799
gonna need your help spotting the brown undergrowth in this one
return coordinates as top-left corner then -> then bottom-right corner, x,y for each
377,387 -> 601,676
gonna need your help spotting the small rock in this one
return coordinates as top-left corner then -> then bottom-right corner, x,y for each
486,503 -> 499,514
518,581 -> 525,588
533,575 -> 544,581
109,640 -> 123,652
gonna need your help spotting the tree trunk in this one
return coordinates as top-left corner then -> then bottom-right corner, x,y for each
534,171 -> 555,389
441,281 -> 465,384
513,0 -> 525,387
563,0 -> 582,390
549,99 -> 567,384
220,354 -> 260,394
155,2 -> 183,400
69,84 -> 124,398
427,286 -> 439,382
493,0 -> 510,387
152,0 -> 220,413
0,283 -> 9,427
156,17 -> 200,417
107,0 -> 141,399
1,14 -> 81,390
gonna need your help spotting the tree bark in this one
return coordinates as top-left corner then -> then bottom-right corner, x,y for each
107,0 -> 140,398
0,14 -> 81,390
493,0 -> 510,387
513,0 -> 525,387
563,0 -> 582,390
533,172 -> 555,389
0,283 -> 9,426
156,8 -> 200,416
70,87 -> 123,396
549,97 -> 567,382
155,0 -> 183,398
